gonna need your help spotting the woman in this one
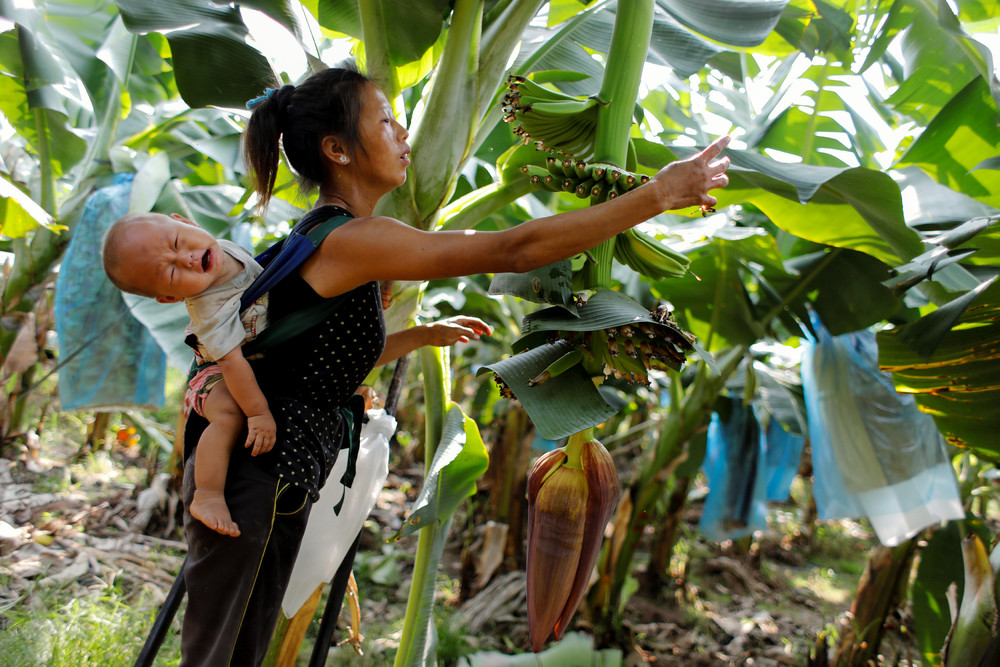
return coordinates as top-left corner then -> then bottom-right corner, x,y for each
180,66 -> 730,666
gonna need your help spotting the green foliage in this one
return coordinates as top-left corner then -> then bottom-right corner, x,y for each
4,0 -> 1000,662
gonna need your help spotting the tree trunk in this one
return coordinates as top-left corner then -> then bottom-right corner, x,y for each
831,539 -> 919,666
643,475 -> 691,596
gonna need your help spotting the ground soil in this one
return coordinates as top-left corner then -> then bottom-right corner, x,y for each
0,439 -> 921,666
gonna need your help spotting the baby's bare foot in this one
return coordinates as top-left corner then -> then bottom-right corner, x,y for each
190,489 -> 240,536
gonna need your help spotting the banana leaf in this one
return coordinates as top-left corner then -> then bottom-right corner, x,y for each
655,0 -> 788,48
479,340 -> 617,440
489,259 -> 578,312
113,0 -> 276,108
318,0 -> 448,65
885,215 -> 997,300
878,278 -> 1000,460
897,76 -> 1000,209
0,17 -> 88,173
894,167 -> 998,230
521,288 -> 665,333
0,178 -> 58,238
458,631 -> 622,666
911,521 -> 966,667
634,138 -> 925,265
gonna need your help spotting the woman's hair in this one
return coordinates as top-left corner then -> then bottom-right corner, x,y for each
243,66 -> 373,210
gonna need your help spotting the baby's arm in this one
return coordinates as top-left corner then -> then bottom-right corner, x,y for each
216,346 -> 276,456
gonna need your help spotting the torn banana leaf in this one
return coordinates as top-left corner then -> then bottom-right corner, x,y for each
479,341 -> 617,440
490,259 -> 578,312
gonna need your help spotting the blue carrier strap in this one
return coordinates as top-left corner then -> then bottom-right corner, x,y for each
239,207 -> 354,358
239,205 -> 353,310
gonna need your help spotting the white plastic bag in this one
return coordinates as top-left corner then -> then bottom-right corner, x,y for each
281,408 -> 396,617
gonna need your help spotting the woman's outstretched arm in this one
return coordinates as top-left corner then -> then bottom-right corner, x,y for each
303,136 -> 731,298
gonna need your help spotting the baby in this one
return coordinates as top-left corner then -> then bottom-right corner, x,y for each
102,212 -> 275,537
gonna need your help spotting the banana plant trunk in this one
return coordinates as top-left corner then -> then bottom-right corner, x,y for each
832,540 -> 920,666
589,347 -> 745,631
484,404 -> 534,570
0,29 -> 134,441
643,475 -> 692,594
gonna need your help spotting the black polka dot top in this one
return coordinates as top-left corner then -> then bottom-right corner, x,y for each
250,256 -> 386,501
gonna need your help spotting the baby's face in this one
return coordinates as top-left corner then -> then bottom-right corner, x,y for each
116,214 -> 230,302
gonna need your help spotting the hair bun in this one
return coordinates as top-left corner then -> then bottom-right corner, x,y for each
275,84 -> 296,117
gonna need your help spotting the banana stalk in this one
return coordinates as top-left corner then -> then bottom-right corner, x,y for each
526,429 -> 620,652
579,0 -> 654,290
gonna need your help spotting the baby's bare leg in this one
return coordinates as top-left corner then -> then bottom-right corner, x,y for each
189,381 -> 245,537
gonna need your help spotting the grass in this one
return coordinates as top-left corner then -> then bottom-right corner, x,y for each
0,583 -> 181,667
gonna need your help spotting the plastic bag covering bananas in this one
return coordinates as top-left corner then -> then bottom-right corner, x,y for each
526,431 -> 619,652
503,75 -> 601,160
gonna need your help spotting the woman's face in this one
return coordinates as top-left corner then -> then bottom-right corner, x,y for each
354,83 -> 411,193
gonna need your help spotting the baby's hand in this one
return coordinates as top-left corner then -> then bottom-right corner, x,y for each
246,411 -> 277,456
355,385 -> 379,411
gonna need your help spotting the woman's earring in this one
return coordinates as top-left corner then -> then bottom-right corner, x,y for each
340,156 -> 347,163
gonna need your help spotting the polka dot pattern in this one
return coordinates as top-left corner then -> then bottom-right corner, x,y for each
252,279 -> 385,500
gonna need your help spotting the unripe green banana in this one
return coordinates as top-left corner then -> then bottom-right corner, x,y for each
612,229 -> 690,280
574,178 -> 595,199
502,75 -> 599,157
507,75 -> 581,104
520,164 -> 563,192
589,180 -> 607,200
546,156 -> 563,178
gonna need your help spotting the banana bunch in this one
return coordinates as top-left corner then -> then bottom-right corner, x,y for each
613,227 -> 690,280
526,304 -> 696,388
503,75 -> 600,159
517,157 -> 650,204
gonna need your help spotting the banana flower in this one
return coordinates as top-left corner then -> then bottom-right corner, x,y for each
526,429 -> 620,651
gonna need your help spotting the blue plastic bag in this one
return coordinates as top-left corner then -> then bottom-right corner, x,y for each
699,396 -> 768,541
55,174 -> 167,411
763,417 -> 804,503
801,311 -> 964,546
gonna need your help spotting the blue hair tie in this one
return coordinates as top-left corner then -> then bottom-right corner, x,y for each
246,87 -> 278,110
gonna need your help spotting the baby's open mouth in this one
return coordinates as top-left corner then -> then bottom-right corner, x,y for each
201,249 -> 211,271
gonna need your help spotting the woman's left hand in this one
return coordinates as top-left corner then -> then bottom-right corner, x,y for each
423,317 -> 493,346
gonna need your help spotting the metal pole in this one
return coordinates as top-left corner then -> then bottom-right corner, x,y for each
307,532 -> 362,667
134,557 -> 187,667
